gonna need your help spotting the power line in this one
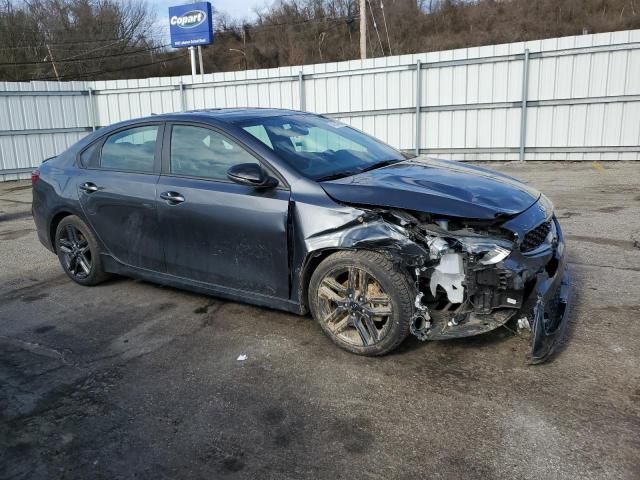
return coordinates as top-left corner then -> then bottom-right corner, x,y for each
252,14 -> 358,29
59,39 -> 129,61
36,53 -> 186,81
0,44 -> 170,67
0,15 -> 354,54
1,11 -> 364,80
1,19 -> 157,35
146,14 -> 358,34
0,36 -> 164,52
379,0 -> 393,56
367,0 -> 385,56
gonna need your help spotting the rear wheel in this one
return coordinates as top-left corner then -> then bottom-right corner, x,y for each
308,250 -> 414,356
55,215 -> 109,286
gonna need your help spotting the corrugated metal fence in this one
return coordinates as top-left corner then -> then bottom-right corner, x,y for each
1,29 -> 639,181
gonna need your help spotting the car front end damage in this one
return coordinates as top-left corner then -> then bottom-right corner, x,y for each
335,194 -> 570,363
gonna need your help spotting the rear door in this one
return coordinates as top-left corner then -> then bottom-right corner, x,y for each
156,122 -> 291,298
76,123 -> 165,271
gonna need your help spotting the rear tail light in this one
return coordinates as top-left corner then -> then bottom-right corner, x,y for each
31,168 -> 40,185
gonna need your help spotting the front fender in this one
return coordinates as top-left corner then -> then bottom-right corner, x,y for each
290,201 -> 428,307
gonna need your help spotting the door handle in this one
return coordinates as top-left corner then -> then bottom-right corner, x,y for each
80,182 -> 99,193
160,191 -> 185,204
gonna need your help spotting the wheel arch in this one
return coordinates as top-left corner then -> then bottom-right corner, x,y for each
299,248 -> 350,313
48,208 -> 89,253
49,211 -> 74,253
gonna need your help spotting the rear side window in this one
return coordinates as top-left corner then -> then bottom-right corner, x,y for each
170,125 -> 259,180
101,125 -> 159,172
80,142 -> 100,168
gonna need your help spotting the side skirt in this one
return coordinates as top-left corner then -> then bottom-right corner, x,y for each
101,254 -> 305,315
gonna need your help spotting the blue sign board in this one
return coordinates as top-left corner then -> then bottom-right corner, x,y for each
169,2 -> 214,48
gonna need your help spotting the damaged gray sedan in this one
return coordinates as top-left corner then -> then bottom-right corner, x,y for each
32,108 -> 570,363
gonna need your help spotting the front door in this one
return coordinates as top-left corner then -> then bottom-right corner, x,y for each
77,123 -> 165,271
156,123 -> 291,298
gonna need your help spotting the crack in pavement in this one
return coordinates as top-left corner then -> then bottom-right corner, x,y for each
0,197 -> 32,205
0,336 -> 73,364
568,261 -> 640,272
566,234 -> 640,251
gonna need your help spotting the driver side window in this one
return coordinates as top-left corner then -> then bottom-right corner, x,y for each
170,125 -> 259,180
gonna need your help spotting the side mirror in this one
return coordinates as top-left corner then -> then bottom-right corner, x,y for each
227,163 -> 278,189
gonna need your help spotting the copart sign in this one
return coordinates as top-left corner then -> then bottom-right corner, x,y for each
168,2 -> 214,48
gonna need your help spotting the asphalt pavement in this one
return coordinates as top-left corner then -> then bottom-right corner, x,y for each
1,161 -> 639,479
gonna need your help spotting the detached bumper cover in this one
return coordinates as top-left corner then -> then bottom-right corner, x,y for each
524,223 -> 571,364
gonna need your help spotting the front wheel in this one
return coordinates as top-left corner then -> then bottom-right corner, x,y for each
55,215 -> 110,286
308,250 -> 414,356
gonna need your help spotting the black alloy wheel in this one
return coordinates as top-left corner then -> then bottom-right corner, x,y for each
58,223 -> 92,279
55,215 -> 109,286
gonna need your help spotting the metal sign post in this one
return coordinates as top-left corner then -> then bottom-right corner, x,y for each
197,46 -> 204,79
189,46 -> 197,78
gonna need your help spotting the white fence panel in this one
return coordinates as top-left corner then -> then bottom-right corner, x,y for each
0,80 -> 92,180
1,29 -> 640,180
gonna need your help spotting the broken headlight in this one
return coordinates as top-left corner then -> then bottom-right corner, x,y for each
426,236 -> 449,259
454,237 -> 513,265
478,246 -> 511,265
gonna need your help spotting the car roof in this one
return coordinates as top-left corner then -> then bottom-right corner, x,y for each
138,108 -> 308,124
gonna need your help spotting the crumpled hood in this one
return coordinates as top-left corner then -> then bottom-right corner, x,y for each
320,157 -> 541,220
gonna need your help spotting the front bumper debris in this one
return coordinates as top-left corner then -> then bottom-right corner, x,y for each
526,262 -> 571,364
514,215 -> 571,364
406,211 -> 571,364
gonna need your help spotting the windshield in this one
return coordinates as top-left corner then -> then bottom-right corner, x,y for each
234,114 -> 407,180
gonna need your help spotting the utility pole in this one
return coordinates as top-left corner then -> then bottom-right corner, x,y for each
45,44 -> 60,82
359,0 -> 367,59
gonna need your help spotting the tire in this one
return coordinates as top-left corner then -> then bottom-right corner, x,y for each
308,250 -> 414,356
55,215 -> 110,286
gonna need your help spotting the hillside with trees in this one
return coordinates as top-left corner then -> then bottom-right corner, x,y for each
1,0 -> 638,81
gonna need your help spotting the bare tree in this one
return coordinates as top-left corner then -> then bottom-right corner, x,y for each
0,0 -> 164,80
1,0 -> 639,80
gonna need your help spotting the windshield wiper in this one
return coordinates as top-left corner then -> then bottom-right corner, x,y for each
316,159 -> 403,182
316,170 -> 361,181
357,159 -> 403,173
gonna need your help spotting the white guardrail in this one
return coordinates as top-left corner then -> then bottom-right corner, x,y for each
1,29 -> 639,181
